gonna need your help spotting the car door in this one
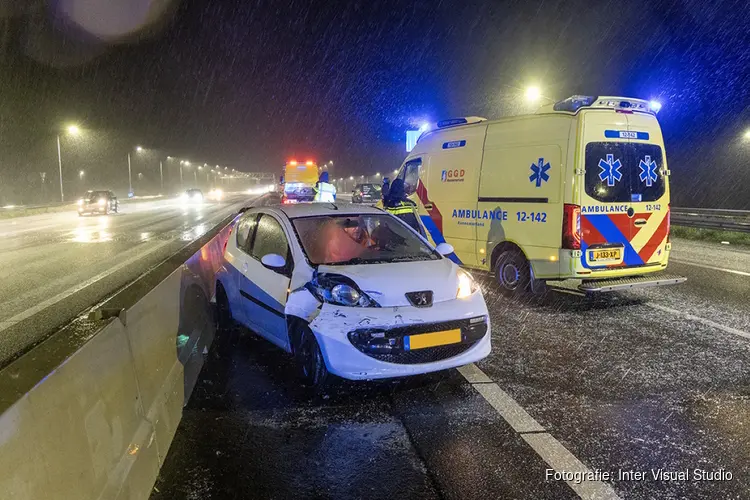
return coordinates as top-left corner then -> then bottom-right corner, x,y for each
239,212 -> 293,350
229,212 -> 261,328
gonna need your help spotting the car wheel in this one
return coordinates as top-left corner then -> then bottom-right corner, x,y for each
216,283 -> 233,332
494,250 -> 530,297
295,328 -> 329,389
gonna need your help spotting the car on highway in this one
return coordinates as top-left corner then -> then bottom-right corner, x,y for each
77,190 -> 119,216
352,183 -> 381,204
181,188 -> 204,203
216,202 -> 490,387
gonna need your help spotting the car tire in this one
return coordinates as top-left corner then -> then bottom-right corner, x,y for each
494,250 -> 530,297
216,283 -> 233,332
295,328 -> 329,389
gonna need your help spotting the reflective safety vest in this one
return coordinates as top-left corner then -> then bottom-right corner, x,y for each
313,182 -> 337,202
384,201 -> 426,237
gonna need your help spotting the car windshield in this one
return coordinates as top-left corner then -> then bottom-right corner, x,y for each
292,214 -> 439,265
187,189 -> 202,195
85,191 -> 108,201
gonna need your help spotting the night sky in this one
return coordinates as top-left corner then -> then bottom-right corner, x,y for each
1,0 -> 749,206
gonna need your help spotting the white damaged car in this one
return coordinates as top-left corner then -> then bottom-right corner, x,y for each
215,202 -> 491,387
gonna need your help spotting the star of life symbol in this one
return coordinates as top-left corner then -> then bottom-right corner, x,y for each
639,155 -> 658,187
598,154 -> 623,187
529,158 -> 550,187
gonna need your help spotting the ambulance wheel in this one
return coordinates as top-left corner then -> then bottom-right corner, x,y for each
494,250 -> 530,297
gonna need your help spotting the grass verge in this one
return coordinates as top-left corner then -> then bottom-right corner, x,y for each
672,225 -> 750,247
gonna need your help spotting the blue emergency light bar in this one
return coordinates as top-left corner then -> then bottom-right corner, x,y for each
553,95 -> 662,114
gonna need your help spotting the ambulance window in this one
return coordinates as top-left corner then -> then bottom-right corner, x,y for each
402,158 -> 421,195
584,143 -> 633,203
631,144 -> 665,202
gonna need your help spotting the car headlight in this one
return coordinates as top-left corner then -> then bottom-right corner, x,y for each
98,198 -> 106,206
456,269 -> 478,299
77,199 -> 84,206
307,273 -> 380,307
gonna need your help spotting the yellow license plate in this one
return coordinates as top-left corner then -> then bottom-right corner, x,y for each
590,248 -> 622,261
405,329 -> 462,350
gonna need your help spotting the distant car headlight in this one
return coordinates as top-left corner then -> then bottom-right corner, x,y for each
307,273 -> 380,307
98,198 -> 106,206
456,269 -> 478,299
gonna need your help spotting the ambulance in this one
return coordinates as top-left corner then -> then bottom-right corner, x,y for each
397,95 -> 686,295
281,160 -> 319,204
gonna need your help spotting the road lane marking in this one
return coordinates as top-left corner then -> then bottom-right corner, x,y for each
522,433 -> 620,500
670,259 -> 750,277
457,363 -> 621,500
646,303 -> 750,340
0,240 -> 172,334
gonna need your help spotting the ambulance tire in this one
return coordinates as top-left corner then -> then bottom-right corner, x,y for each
494,250 -> 530,297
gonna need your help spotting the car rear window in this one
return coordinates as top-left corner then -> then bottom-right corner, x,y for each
585,142 -> 666,203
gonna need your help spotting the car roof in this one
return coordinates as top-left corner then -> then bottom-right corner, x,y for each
272,202 -> 384,219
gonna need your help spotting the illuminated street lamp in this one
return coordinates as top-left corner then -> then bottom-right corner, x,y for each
392,170 -> 398,175
349,176 -> 354,180
525,86 -> 542,103
136,146 -> 143,152
56,124 -> 81,202
744,129 -> 750,140
375,172 -> 381,177
79,170 -> 84,180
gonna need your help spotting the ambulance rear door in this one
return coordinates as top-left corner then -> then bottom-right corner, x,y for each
578,110 -> 669,274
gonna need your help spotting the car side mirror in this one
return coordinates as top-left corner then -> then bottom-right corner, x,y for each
261,253 -> 286,271
436,242 -> 454,256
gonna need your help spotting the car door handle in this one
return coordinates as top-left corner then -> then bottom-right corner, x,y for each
634,218 -> 648,227
424,203 -> 433,210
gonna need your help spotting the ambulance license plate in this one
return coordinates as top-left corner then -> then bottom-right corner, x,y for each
589,248 -> 622,262
404,329 -> 462,351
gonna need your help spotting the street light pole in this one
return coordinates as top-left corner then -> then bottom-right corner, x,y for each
56,135 -> 64,202
159,160 -> 164,192
127,153 -> 133,195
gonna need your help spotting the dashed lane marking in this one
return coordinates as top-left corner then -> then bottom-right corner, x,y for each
670,259 -> 750,277
647,303 -> 750,340
457,363 -> 621,500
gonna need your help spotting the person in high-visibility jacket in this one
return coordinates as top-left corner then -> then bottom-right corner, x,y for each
383,178 -> 425,237
313,171 -> 336,202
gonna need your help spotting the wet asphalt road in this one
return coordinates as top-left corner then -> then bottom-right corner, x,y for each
153,238 -> 749,500
0,194 -> 250,366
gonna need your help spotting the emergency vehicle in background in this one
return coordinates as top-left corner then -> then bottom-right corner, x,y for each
281,160 -> 319,204
397,95 -> 686,296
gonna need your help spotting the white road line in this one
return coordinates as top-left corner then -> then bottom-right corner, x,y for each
670,258 -> 750,277
0,240 -> 172,334
646,303 -> 750,340
522,433 -> 620,500
457,363 -> 621,500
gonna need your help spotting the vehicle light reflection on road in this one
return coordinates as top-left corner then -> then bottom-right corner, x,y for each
71,216 -> 112,243
140,232 -> 151,241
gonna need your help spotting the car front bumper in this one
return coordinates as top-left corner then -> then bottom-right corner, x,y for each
307,291 -> 491,380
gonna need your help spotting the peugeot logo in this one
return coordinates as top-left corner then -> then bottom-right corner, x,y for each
406,291 -> 433,308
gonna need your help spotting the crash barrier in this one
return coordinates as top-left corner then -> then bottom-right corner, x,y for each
0,210 -> 240,499
671,207 -> 750,233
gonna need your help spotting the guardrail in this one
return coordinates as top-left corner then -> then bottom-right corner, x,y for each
0,208 -> 242,499
671,207 -> 750,233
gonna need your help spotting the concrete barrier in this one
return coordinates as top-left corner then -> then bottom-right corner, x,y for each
0,211 -> 238,499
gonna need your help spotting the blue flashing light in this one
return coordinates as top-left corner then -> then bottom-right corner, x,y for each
649,100 -> 662,113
